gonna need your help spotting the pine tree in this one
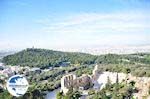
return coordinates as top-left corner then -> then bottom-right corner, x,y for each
105,76 -> 111,90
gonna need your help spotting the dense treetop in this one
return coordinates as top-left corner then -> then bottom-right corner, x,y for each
2,48 -> 150,68
2,48 -> 96,68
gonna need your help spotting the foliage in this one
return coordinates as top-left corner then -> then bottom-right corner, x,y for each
1,48 -> 150,98
0,90 -> 12,99
2,48 -> 96,68
88,89 -> 95,95
97,64 -> 150,77
56,88 -> 81,99
91,81 -> 137,99
2,48 -> 150,78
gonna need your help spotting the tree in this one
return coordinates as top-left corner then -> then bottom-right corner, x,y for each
56,92 -> 63,99
0,90 -> 12,99
115,73 -> 119,91
105,76 -> 111,90
129,81 -> 135,87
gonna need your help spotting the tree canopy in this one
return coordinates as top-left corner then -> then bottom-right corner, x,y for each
2,48 -> 150,68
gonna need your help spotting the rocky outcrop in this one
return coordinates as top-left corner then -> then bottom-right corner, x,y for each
97,72 -> 150,98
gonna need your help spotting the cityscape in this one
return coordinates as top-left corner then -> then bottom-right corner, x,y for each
0,0 -> 150,99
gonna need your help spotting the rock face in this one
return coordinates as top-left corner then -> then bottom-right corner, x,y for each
129,76 -> 150,98
97,72 -> 126,89
92,64 -> 99,80
61,64 -> 150,98
96,71 -> 150,98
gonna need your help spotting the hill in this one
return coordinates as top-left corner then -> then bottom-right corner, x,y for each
2,48 -> 150,68
2,48 -> 96,68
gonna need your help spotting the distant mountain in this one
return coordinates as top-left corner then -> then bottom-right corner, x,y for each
0,51 -> 16,59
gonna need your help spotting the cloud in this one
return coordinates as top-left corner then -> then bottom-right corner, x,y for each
34,12 -> 150,47
38,12 -> 150,33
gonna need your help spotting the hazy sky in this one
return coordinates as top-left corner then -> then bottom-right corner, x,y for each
0,0 -> 150,50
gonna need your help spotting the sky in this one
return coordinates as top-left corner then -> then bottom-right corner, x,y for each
0,0 -> 150,51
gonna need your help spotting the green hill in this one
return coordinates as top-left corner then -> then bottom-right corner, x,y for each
2,48 -> 150,68
2,48 -> 97,68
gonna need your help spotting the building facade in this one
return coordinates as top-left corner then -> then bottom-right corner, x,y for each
61,74 -> 76,94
